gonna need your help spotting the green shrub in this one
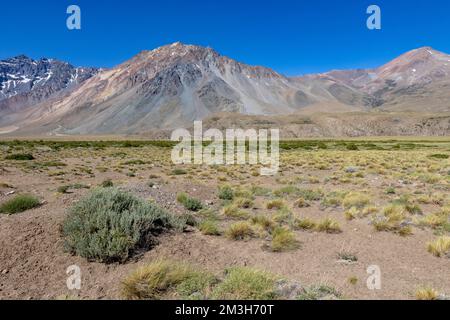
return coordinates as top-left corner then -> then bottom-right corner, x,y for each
62,188 -> 184,263
218,185 -> 234,200
100,179 -> 114,188
212,267 -> 278,300
57,185 -> 70,194
346,144 -> 359,151
0,194 -> 40,214
297,285 -> 341,300
177,193 -> 203,212
428,154 -> 449,160
5,153 -> 35,161
172,168 -> 187,175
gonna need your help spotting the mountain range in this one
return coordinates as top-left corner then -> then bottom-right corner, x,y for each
1,43 -> 449,137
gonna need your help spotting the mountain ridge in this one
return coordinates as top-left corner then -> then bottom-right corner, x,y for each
0,43 -> 449,137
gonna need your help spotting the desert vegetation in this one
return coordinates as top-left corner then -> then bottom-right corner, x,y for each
0,138 -> 449,300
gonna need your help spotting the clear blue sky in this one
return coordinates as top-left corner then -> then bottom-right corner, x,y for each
2,0 -> 450,75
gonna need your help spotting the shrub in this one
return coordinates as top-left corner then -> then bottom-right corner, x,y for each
122,260 -> 216,300
346,144 -> 359,151
57,185 -> 70,194
172,168 -> 187,175
62,188 -> 184,263
428,154 -> 449,160
218,185 -> 234,200
100,179 -> 114,188
177,193 -> 203,212
5,153 -> 34,161
226,222 -> 253,241
212,267 -> 278,300
0,194 -> 40,214
297,285 -> 341,300
183,197 -> 203,212
270,227 -> 299,252
427,236 -> 450,257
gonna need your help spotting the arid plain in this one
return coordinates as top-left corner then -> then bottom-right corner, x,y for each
0,138 -> 449,300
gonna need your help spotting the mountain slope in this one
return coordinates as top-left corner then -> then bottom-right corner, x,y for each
316,47 -> 450,112
0,43 -> 375,135
0,44 -> 449,136
0,55 -> 97,114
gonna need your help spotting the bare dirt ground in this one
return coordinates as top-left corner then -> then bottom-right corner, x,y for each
0,140 -> 449,300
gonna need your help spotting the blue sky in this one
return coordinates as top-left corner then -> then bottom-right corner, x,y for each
2,0 -> 450,75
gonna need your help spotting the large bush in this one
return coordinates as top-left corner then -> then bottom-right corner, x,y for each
62,188 -> 185,263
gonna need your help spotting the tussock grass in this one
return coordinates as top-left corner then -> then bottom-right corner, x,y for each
270,227 -> 299,252
222,204 -> 249,219
122,260 -> 216,300
294,218 -> 317,231
427,236 -> 450,257
251,215 -> 276,232
212,267 -> 278,300
0,194 -> 40,214
233,197 -> 253,209
372,204 -> 412,236
415,287 -> 439,300
316,218 -> 342,234
225,222 -> 253,241
5,153 -> 34,161
342,192 -> 371,209
266,199 -> 285,210
199,220 -> 221,236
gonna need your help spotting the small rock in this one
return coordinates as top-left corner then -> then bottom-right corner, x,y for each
1,269 -> 8,275
345,167 -> 359,173
274,280 -> 303,300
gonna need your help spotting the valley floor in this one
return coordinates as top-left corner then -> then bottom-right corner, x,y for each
0,139 -> 449,300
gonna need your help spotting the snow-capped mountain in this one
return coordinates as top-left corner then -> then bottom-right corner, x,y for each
0,55 -> 97,113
